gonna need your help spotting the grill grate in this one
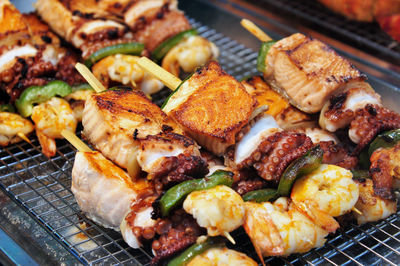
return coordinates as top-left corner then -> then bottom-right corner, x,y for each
252,0 -> 400,66
1,18 -> 400,265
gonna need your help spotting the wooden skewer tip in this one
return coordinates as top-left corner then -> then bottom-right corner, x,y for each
240,19 -> 273,42
352,207 -> 363,215
224,231 -> 236,245
17,132 -> 31,144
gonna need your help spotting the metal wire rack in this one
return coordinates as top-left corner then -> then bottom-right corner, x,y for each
252,0 -> 400,66
1,18 -> 400,265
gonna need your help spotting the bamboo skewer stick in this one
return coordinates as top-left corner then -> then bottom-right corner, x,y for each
61,129 -> 92,152
352,207 -> 363,215
224,231 -> 236,245
240,19 -> 273,42
137,57 -> 181,90
17,132 -> 31,144
75,63 -> 106,93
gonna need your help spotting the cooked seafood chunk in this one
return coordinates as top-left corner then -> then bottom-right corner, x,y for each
354,178 -> 397,224
92,54 -> 164,95
242,76 -> 313,129
263,33 -> 364,113
163,61 -> 256,155
188,247 -> 257,266
292,164 -> 359,217
294,127 -> 339,144
369,143 -> 400,200
0,111 -> 34,146
64,89 -> 94,122
244,198 -> 329,257
35,0 -> 134,58
71,151 -> 153,230
82,89 -> 184,172
319,81 -> 381,132
183,185 -> 245,237
162,35 -> 219,76
31,97 -> 77,157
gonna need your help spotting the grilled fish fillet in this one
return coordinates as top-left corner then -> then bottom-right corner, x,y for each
82,89 -> 184,171
71,151 -> 153,230
264,33 -> 365,113
163,61 -> 256,156
0,0 -> 30,46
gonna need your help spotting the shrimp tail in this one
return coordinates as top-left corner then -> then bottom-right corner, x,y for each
243,202 -> 284,263
293,201 -> 339,233
36,130 -> 56,158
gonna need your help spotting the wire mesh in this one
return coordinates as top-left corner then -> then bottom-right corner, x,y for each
253,0 -> 400,66
1,18 -> 400,265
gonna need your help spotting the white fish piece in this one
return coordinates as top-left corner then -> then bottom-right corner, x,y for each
71,151 -> 153,230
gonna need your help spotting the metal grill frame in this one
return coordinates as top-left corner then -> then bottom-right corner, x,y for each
251,0 -> 400,66
1,18 -> 400,266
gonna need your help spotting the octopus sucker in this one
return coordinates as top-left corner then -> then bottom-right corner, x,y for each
240,131 -> 313,183
349,104 -> 400,155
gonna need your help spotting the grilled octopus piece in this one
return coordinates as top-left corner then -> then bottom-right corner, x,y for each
239,131 -> 313,184
151,209 -> 206,265
319,140 -> 358,170
349,104 -> 400,155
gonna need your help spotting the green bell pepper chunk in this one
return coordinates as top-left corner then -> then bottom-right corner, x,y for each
84,42 -> 145,68
15,80 -> 72,117
368,129 -> 400,157
159,170 -> 234,217
256,40 -> 276,73
243,188 -> 277,203
351,169 -> 370,180
167,236 -> 225,266
0,104 -> 15,113
277,145 -> 323,197
152,29 -> 198,62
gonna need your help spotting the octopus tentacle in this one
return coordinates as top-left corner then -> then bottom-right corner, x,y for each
151,210 -> 205,265
349,104 -> 400,155
240,131 -> 313,184
319,141 -> 358,170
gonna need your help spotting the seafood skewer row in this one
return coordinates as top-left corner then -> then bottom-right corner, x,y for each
0,1 -> 92,156
74,64 -> 246,263
135,58 -> 342,253
35,0 -> 219,95
242,19 -> 400,200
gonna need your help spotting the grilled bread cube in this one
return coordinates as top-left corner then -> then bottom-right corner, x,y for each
82,88 -> 184,172
264,33 -> 365,113
163,61 -> 256,156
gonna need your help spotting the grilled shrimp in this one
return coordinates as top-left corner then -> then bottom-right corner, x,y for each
183,185 -> 245,237
162,35 -> 219,76
0,112 -> 34,146
31,97 -> 77,157
187,247 -> 258,266
291,164 -> 359,231
92,54 -> 164,95
354,178 -> 397,225
244,198 -> 329,258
